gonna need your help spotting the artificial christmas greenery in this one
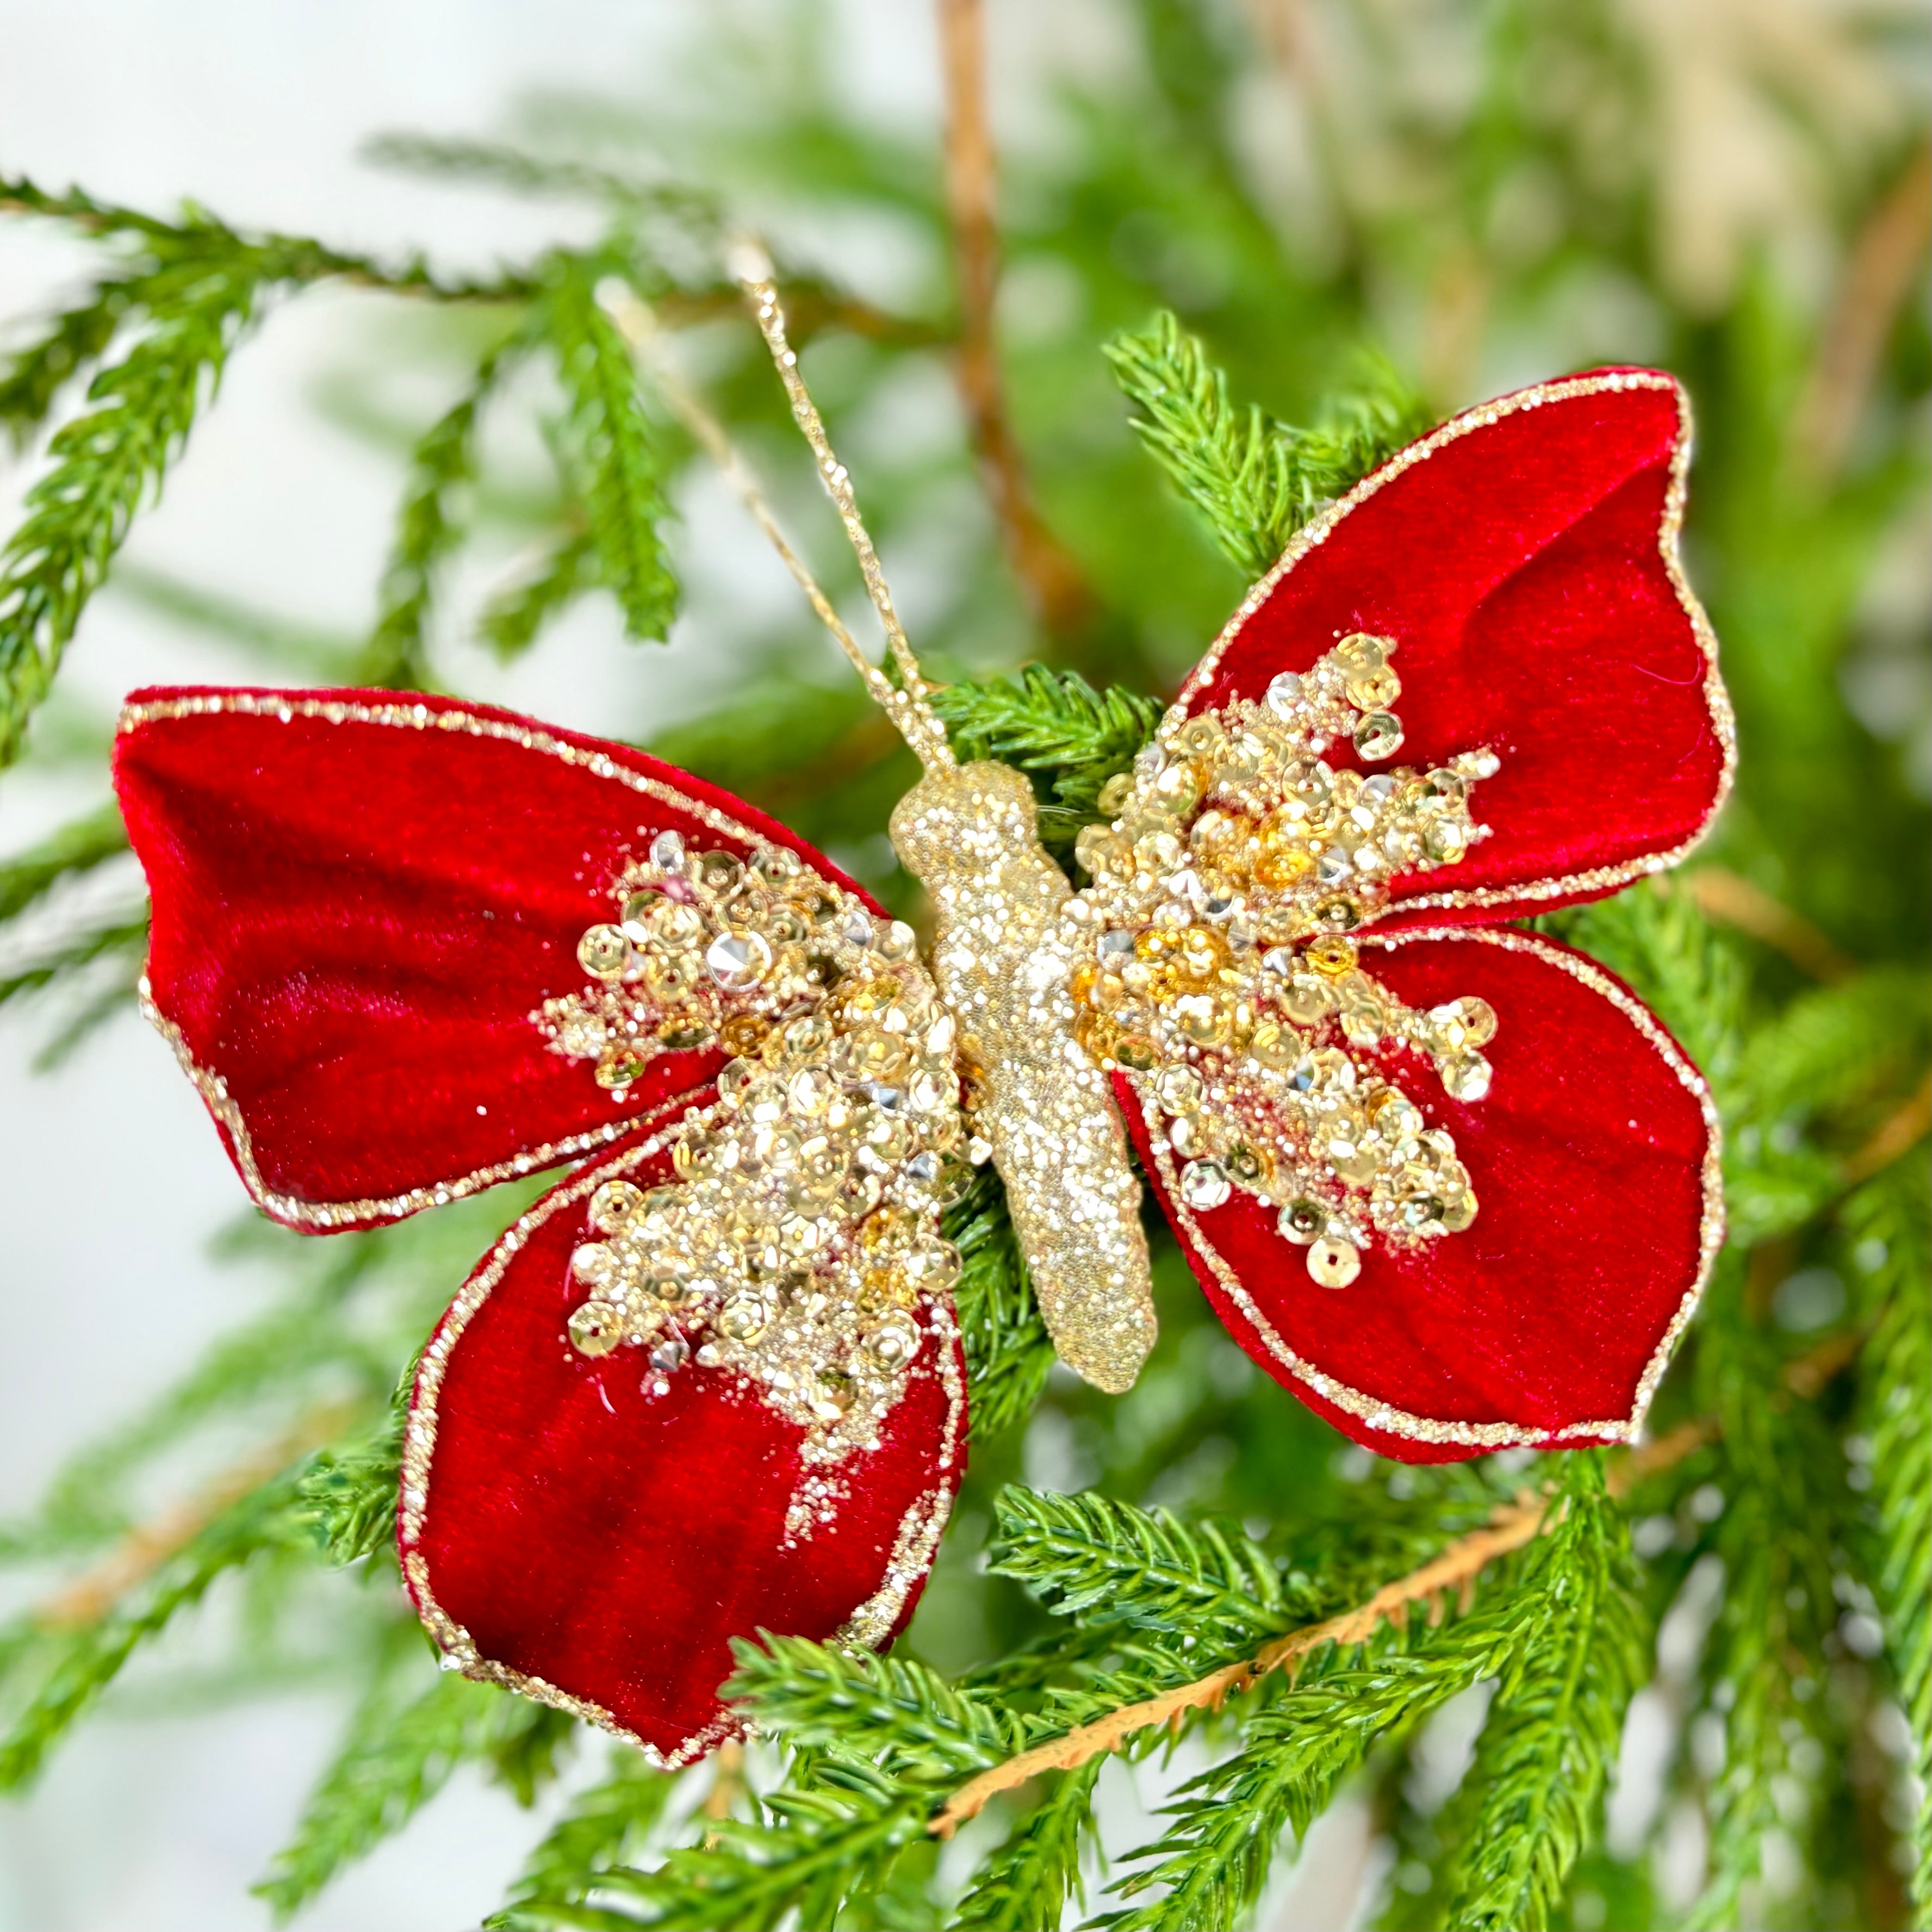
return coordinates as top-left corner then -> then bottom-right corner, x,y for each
1,2 -> 1927,1926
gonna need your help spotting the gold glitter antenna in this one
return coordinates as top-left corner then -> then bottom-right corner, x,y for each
599,256 -> 955,776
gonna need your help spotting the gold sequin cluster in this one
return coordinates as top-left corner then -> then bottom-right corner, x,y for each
542,833 -> 972,1536
1069,634 -> 1502,1287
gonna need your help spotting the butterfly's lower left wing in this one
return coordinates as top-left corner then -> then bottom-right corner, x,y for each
406,1098 -> 965,1763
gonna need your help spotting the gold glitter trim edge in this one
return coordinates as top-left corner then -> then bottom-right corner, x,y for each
399,1107 -> 967,1768
1164,371 -> 1738,920
120,689 -> 824,1230
1147,925 -> 1725,1450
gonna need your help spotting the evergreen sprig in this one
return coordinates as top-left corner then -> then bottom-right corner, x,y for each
495,1751 -> 677,1925
1099,1460 -> 1616,1932
545,259 -> 679,644
296,1355 -> 414,1567
257,1662 -> 573,1920
1687,1258 -> 1850,1930
930,667 -> 1161,849
1438,1458 -> 1648,1931
481,522 -> 600,661
949,1755 -> 1102,1931
0,251 -> 265,767
1103,312 -> 1430,580
0,802 -> 127,922
945,1171 -> 1054,1439
0,1467 -> 314,1792
1845,1165 -> 1932,1917
360,338 -> 525,688
986,1484 -> 1291,1642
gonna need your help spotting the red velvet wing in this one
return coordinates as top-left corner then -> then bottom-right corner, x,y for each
1117,928 -> 1722,1463
113,688 -> 879,1231
400,1105 -> 966,1762
1175,371 -> 1732,925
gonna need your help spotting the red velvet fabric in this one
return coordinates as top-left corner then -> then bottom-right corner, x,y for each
408,1124 -> 962,1762
113,689 -> 880,1228
1117,931 -> 1715,1463
1184,374 -> 1729,927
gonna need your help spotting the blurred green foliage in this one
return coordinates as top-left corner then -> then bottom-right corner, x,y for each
1,0 -> 1927,1927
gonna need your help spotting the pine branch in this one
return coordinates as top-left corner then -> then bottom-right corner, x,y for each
1742,964 -> 1931,1125
727,1633 -> 1030,1782
495,1751 -> 678,1923
1844,1166 -> 1932,1917
1438,1457 -> 1647,1932
949,1755 -> 1101,1930
1103,312 -> 1430,580
1097,1463 -> 1628,1932
935,1493 -> 1551,1835
945,1170 -> 1053,1438
0,916 -> 150,1008
257,1662 -> 573,1920
359,337 -> 526,688
552,1769 -> 927,1932
481,522 -> 600,660
295,1353 -> 414,1567
0,172 -> 537,303
0,802 -> 127,922
0,279 -> 136,449
986,1485 -> 1294,1642
367,134 -> 721,226
929,667 -> 1161,855
546,259 -> 679,643
1686,1260 -> 1852,1930
0,254 -> 264,767
0,1464 -> 315,1791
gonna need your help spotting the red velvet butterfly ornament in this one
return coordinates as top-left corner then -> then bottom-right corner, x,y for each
113,276 -> 1729,1765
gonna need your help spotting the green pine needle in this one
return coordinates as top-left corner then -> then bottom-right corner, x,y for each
930,668 -> 1162,853
481,522 -> 600,661
256,1662 -> 570,1919
545,259 -> 679,644
359,338 -> 524,688
725,1632 -> 1028,1782
1103,312 -> 1431,581
0,280 -> 137,449
0,1469 -> 313,1793
0,802 -> 127,923
494,1750 -> 676,1925
986,1484 -> 1291,1643
296,1356 -> 414,1568
1844,1166 -> 1932,1920
1438,1457 -> 1647,1932
0,252 -> 264,768
945,1171 -> 1054,1439
951,1756 -> 1102,1931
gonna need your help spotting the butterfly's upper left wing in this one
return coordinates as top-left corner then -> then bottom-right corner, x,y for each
114,687 -> 877,1231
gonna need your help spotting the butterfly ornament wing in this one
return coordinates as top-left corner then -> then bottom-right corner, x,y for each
1063,372 -> 1731,1462
114,688 -> 967,1761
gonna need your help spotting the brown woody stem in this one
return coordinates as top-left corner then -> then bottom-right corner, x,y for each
936,0 -> 1095,638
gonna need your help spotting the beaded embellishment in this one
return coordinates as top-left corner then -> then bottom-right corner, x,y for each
1068,633 -> 1500,1286
538,830 -> 971,1533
